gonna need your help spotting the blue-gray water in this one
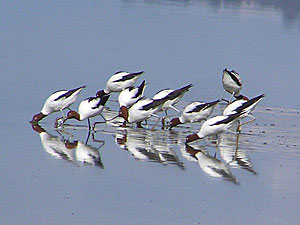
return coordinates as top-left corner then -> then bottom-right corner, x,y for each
1,1 -> 300,224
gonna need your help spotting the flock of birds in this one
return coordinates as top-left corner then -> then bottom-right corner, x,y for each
30,69 -> 265,144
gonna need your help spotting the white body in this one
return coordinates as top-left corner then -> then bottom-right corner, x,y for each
75,141 -> 102,167
128,98 -> 162,123
195,151 -> 238,183
78,97 -> 105,121
118,85 -> 145,108
153,89 -> 182,111
197,115 -> 236,138
223,95 -> 264,118
104,71 -> 143,93
41,87 -> 84,115
39,132 -> 75,162
222,70 -> 242,95
180,101 -> 216,124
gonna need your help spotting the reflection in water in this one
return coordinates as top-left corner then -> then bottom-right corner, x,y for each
218,132 -> 257,175
124,0 -> 300,27
31,124 -> 104,168
32,124 -> 75,162
115,128 -> 184,170
183,144 -> 240,184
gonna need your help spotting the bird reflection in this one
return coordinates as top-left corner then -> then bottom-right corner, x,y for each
32,123 -> 76,162
218,132 -> 257,175
183,144 -> 240,185
115,128 -> 184,170
31,124 -> 104,168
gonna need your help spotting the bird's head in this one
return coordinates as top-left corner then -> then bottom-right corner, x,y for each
30,112 -> 46,123
119,106 -> 129,122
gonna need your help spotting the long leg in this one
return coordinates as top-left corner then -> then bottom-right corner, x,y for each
85,130 -> 91,144
60,109 -> 66,119
151,114 -> 161,130
92,133 -> 105,148
87,118 -> 91,130
233,132 -> 241,161
213,135 -> 220,158
228,92 -> 235,103
237,114 -> 256,132
220,89 -> 227,102
92,114 -> 107,130
169,105 -> 181,114
54,116 -> 67,128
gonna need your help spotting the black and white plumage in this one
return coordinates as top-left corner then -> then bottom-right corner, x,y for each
223,94 -> 265,132
31,86 -> 86,123
118,80 -> 146,108
119,97 -> 168,128
152,84 -> 193,115
74,141 -> 104,168
221,68 -> 242,102
185,145 -> 239,184
96,70 -> 144,97
31,124 -> 76,162
56,94 -> 110,130
169,100 -> 219,129
186,113 -> 241,143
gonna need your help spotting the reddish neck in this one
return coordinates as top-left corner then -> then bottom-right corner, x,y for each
169,117 -> 181,129
67,111 -> 81,121
119,106 -> 129,122
31,112 -> 46,123
186,133 -> 200,143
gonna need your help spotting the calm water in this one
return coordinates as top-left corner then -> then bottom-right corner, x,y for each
1,1 -> 300,224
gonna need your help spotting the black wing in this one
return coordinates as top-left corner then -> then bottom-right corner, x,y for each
141,98 -> 167,111
54,86 -> 86,101
134,80 -> 146,98
224,68 -> 242,86
91,95 -> 110,109
186,100 -> 219,113
164,84 -> 193,101
113,71 -> 144,83
213,113 -> 241,126
234,94 -> 265,114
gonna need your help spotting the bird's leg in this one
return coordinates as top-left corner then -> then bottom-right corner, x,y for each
85,130 -> 91,144
237,115 -> 256,132
100,114 -> 107,123
92,114 -> 107,130
60,109 -> 66,119
92,133 -> 105,148
214,135 -> 219,158
233,133 -> 241,161
220,90 -> 228,102
236,119 -> 241,133
88,118 -> 91,130
54,116 -> 67,128
229,92 -> 235,103
151,114 -> 161,130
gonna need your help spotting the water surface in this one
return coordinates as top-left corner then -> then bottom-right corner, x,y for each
1,1 -> 300,224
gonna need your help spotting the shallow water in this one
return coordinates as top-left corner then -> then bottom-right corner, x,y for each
1,1 -> 300,224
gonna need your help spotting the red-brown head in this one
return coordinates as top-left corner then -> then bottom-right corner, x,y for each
185,133 -> 200,143
66,111 -> 80,121
31,123 -> 46,133
169,117 -> 181,130
119,106 -> 129,122
31,112 -> 46,123
185,144 -> 200,158
64,140 -> 78,149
